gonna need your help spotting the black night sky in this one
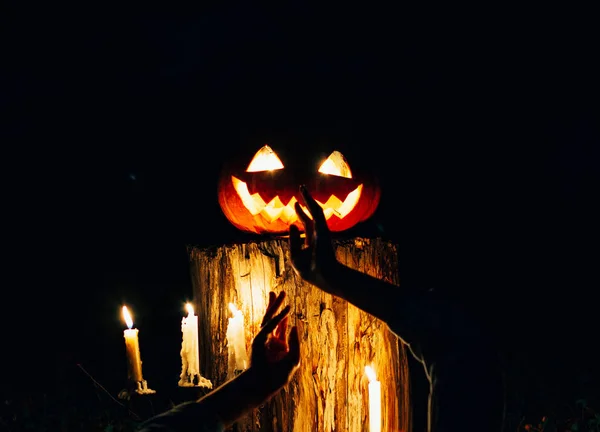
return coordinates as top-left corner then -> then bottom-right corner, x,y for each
2,4 -> 598,429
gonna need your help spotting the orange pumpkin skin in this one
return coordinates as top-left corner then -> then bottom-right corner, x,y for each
217,144 -> 381,235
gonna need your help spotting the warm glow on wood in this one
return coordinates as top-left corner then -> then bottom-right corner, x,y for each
365,365 -> 382,432
122,305 -> 133,329
246,145 -> 284,172
190,238 -> 412,431
318,150 -> 353,178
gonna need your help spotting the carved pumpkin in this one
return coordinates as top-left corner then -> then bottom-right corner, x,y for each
217,143 -> 381,234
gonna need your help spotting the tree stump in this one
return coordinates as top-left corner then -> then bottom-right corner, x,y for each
188,237 -> 412,432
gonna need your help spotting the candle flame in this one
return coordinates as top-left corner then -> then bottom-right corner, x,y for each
122,305 -> 133,329
365,364 -> 377,382
228,303 -> 239,315
185,303 -> 194,315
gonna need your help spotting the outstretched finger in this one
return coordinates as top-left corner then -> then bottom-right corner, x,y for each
289,224 -> 303,258
267,291 -> 276,311
299,185 -> 328,234
275,315 -> 289,341
254,305 -> 291,346
261,291 -> 277,327
294,199 -> 312,227
294,201 -> 314,244
267,291 -> 286,317
262,291 -> 286,327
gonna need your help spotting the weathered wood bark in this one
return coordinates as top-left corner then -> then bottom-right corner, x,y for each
188,237 -> 412,432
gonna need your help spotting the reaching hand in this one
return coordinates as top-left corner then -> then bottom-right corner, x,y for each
289,185 -> 339,294
138,292 -> 299,431
250,291 -> 300,396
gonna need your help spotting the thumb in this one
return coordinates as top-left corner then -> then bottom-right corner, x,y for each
286,326 -> 300,366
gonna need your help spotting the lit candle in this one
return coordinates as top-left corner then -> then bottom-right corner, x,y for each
122,306 -> 143,383
365,364 -> 382,432
179,303 -> 200,386
226,303 -> 248,372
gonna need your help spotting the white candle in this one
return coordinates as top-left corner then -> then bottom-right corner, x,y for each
122,306 -> 143,383
179,303 -> 201,386
226,303 -> 248,372
365,365 -> 382,432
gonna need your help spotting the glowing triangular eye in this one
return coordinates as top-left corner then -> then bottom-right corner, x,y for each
246,145 -> 284,172
318,151 -> 352,178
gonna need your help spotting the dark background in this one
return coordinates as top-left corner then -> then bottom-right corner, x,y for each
2,3 -> 598,428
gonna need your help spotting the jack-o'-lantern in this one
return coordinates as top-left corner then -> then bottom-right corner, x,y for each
217,143 -> 381,235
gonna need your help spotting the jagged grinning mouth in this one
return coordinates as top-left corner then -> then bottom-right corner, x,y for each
231,176 -> 363,223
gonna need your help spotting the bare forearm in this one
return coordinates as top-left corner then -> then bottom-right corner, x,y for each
138,369 -> 269,431
194,368 -> 269,426
322,262 -> 438,350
